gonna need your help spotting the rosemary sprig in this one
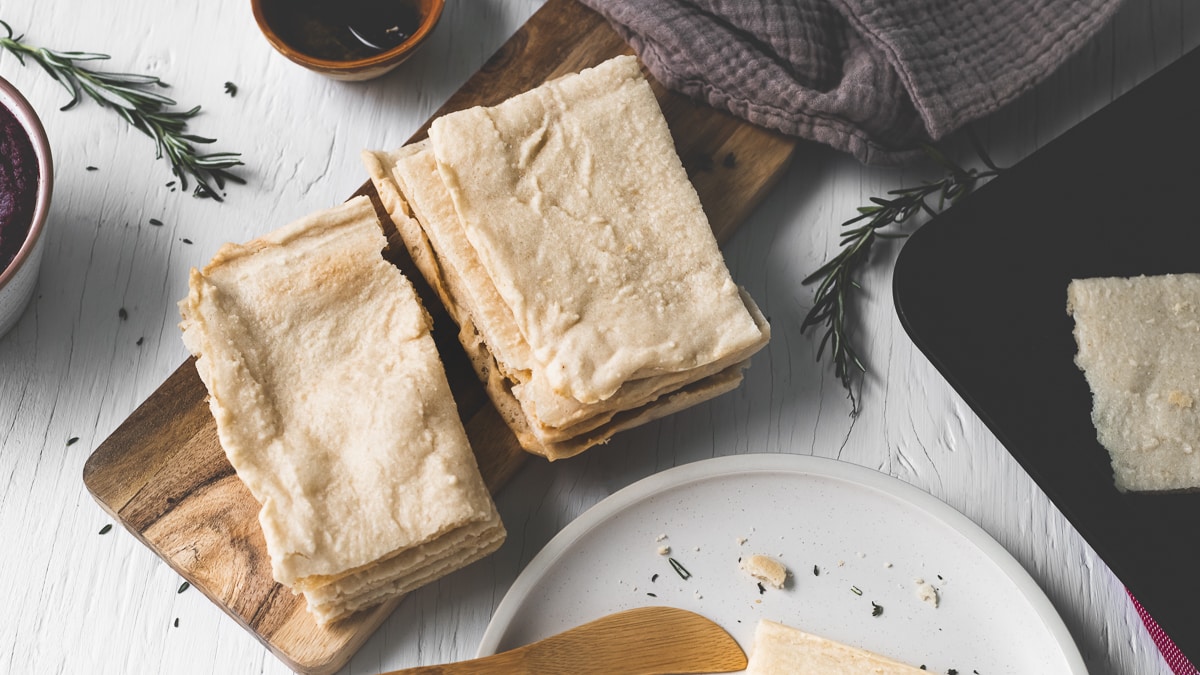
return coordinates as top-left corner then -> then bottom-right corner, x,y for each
0,21 -> 244,200
800,135 -> 1001,414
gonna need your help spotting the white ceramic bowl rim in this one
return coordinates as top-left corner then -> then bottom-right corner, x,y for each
0,75 -> 53,291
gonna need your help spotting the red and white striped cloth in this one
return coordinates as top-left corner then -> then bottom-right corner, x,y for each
1130,591 -> 1199,675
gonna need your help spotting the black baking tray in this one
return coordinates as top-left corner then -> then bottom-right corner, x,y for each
893,47 -> 1200,660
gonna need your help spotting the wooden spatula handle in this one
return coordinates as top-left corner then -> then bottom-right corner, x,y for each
377,606 -> 746,675
380,649 -> 527,674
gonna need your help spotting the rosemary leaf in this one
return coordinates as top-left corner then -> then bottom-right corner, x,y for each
668,557 -> 692,580
800,135 -> 1001,414
0,21 -> 244,201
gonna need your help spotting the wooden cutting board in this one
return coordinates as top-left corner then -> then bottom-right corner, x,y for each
81,1 -> 797,673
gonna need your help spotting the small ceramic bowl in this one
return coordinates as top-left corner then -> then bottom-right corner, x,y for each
252,0 -> 445,81
0,76 -> 52,339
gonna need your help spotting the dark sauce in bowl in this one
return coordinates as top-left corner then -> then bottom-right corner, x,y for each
265,0 -> 422,61
0,101 -> 38,274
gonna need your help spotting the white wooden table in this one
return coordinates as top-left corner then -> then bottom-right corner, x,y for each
1,1 -> 1195,673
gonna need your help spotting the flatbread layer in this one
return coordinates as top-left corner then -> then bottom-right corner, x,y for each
385,142 -> 537,380
306,513 -> 505,624
507,361 -> 750,460
744,620 -> 928,675
178,196 -> 504,595
1067,273 -> 1200,492
375,143 -> 770,435
426,54 -> 767,405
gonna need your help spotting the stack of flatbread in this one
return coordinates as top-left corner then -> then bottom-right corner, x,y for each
363,55 -> 770,460
179,196 -> 505,624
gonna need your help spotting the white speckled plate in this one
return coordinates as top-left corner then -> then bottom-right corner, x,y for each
478,454 -> 1086,673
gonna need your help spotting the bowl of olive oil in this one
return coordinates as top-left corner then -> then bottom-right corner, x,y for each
252,0 -> 444,81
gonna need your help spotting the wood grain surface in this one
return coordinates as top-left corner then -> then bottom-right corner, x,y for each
376,607 -> 746,674
81,1 -> 796,672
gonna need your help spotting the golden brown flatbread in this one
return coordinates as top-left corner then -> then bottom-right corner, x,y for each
179,196 -> 504,623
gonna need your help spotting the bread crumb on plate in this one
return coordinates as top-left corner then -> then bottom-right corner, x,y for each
741,554 -> 788,589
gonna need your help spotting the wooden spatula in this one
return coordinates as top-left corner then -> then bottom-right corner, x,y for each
379,606 -> 747,674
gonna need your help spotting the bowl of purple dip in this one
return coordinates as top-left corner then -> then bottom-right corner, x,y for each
0,75 -> 52,339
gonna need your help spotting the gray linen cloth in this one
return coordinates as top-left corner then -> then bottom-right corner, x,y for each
578,0 -> 1123,164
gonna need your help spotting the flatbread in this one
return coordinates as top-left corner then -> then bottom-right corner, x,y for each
426,54 -> 767,405
744,620 -> 928,675
363,55 -> 769,459
1067,273 -> 1200,492
178,196 -> 504,620
376,143 -> 770,435
366,148 -> 762,459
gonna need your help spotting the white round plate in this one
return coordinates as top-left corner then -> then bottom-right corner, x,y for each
478,454 -> 1086,674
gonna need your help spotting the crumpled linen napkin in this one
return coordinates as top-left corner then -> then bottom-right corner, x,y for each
578,0 -> 1123,164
